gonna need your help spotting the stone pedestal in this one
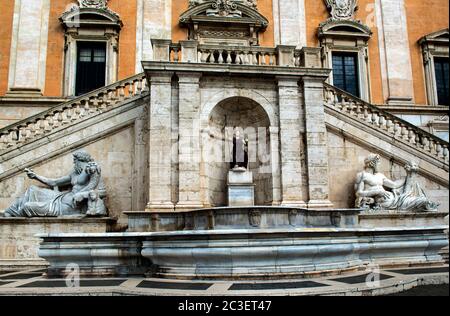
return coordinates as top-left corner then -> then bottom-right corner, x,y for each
227,169 -> 255,207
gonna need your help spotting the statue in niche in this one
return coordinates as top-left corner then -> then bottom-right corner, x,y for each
354,154 -> 439,212
230,128 -> 249,171
4,150 -> 108,217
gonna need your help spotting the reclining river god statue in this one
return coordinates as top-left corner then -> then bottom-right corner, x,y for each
355,154 -> 439,212
3,150 -> 107,217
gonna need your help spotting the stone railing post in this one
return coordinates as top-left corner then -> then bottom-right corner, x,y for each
151,39 -> 172,61
299,47 -> 322,68
276,45 -> 296,67
180,40 -> 198,63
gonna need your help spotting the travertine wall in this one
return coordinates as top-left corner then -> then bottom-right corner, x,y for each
327,130 -> 449,211
0,127 -> 135,225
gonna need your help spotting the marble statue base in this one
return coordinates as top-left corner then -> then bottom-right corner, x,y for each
228,169 -> 255,207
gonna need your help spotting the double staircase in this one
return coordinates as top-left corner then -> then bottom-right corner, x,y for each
0,53 -> 448,187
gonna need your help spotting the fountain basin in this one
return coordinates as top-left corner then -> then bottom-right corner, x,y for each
37,226 -> 448,279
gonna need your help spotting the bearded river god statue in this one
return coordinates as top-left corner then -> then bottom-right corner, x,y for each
355,154 -> 439,212
3,150 -> 107,217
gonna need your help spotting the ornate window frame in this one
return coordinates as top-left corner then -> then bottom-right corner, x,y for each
60,2 -> 122,96
318,20 -> 372,102
419,28 -> 449,106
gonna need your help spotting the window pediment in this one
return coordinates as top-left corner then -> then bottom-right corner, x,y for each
419,28 -> 449,46
319,20 -> 371,40
60,7 -> 122,30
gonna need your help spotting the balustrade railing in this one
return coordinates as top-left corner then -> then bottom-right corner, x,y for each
324,83 -> 449,164
153,39 -> 322,68
0,73 -> 147,152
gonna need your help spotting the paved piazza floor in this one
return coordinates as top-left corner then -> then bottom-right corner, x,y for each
0,265 -> 447,296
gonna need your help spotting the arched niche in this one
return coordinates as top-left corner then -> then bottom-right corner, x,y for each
203,96 -> 274,206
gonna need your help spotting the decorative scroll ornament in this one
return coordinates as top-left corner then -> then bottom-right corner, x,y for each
324,0 -> 358,21
78,0 -> 108,9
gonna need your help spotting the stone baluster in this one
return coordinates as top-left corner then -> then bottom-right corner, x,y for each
269,53 -> 275,66
443,145 -> 449,162
436,143 -> 442,158
429,139 -> 435,155
385,117 -> 393,132
408,129 -> 416,144
226,51 -> 232,64
371,112 -> 378,126
118,85 -> 126,101
172,47 -> 179,63
422,136 -> 429,151
89,97 -> 98,114
200,50 -> 207,63
17,126 -> 26,144
260,53 -> 266,65
218,50 -> 224,63
136,80 -> 143,95
43,116 -> 52,133
362,106 -> 369,123
400,125 -> 409,141
378,114 -> 387,130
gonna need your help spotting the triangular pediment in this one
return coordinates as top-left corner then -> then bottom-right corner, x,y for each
420,28 -> 449,44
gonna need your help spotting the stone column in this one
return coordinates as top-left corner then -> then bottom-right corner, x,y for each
302,76 -> 333,209
277,76 -> 306,207
176,72 -> 204,211
376,0 -> 414,104
132,110 -> 148,212
7,0 -> 50,96
135,0 -> 172,72
146,72 -> 174,212
269,126 -> 282,205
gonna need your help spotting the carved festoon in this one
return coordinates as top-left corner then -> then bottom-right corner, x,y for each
354,154 -> 439,212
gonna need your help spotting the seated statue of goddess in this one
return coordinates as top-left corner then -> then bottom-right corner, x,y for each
355,154 -> 439,212
3,150 -> 107,217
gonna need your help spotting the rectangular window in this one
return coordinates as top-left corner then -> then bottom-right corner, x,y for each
434,57 -> 449,106
332,52 -> 360,98
75,41 -> 106,96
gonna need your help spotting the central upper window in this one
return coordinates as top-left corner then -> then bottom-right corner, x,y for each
332,52 -> 360,98
75,42 -> 106,96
